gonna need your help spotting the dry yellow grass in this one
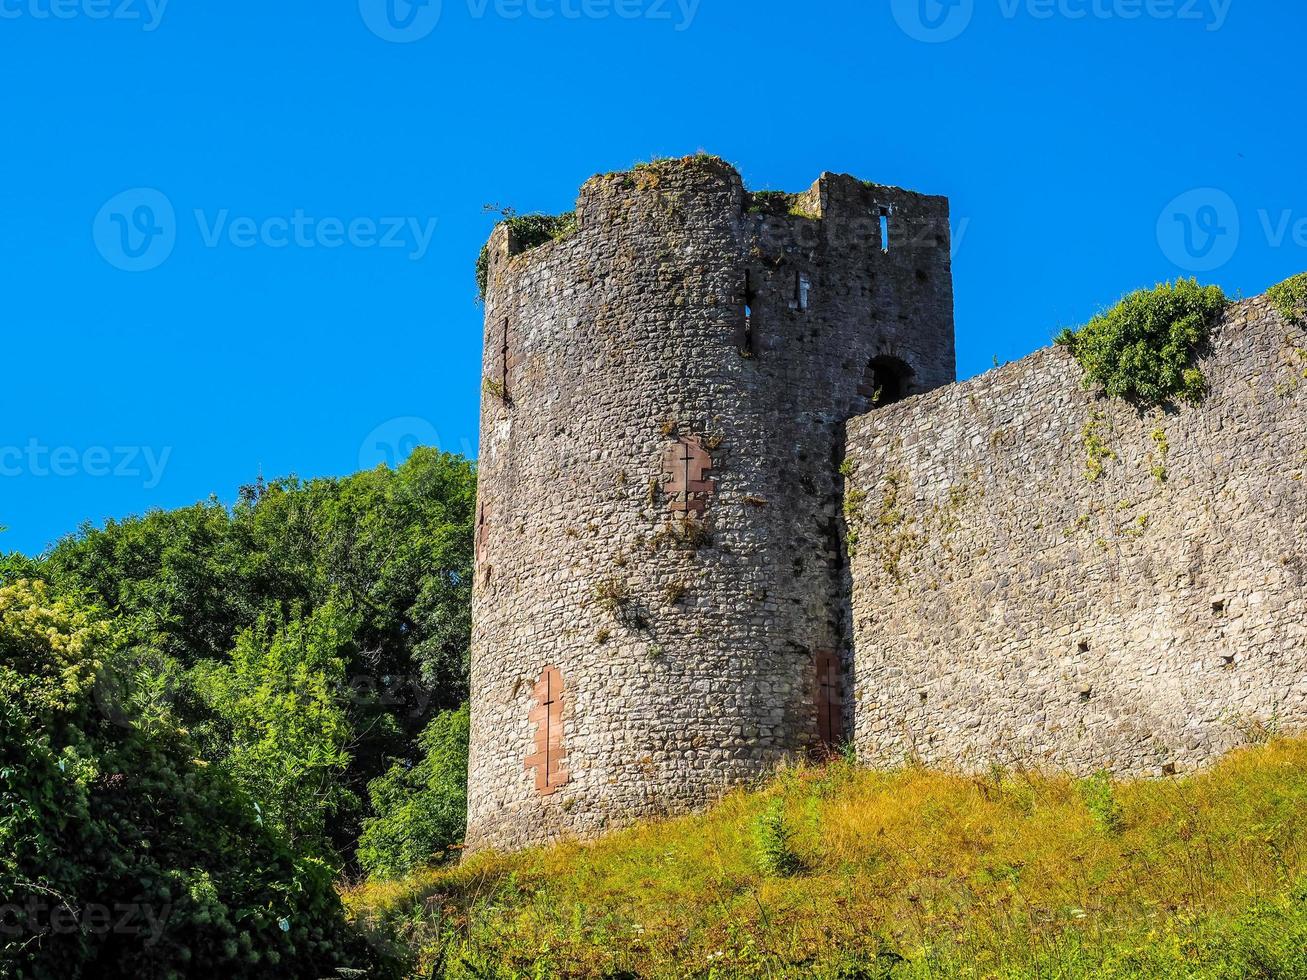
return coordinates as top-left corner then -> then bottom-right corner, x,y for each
347,739 -> 1307,978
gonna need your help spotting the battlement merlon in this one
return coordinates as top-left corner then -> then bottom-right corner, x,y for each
480,156 -> 952,299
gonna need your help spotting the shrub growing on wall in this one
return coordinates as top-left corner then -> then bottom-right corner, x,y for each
1056,279 -> 1228,405
1268,272 -> 1307,326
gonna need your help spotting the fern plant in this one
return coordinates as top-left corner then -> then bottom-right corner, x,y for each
753,798 -> 802,876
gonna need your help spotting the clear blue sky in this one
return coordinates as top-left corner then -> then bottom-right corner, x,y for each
1,0 -> 1303,555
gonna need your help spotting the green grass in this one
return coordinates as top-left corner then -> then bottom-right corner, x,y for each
347,739 -> 1307,978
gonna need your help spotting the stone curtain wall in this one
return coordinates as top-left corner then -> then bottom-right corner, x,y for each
466,157 -> 955,853
845,295 -> 1307,777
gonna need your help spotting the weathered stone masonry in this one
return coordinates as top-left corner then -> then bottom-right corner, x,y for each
845,296 -> 1307,776
466,157 -> 955,853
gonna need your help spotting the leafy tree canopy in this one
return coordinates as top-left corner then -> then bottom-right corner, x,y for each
0,580 -> 393,978
1,448 -> 477,876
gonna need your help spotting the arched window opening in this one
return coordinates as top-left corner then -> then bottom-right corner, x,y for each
859,356 -> 914,408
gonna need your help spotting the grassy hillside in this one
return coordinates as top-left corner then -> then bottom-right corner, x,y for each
347,739 -> 1307,979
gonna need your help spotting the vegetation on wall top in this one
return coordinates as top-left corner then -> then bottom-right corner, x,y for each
475,155 -> 749,299
1268,272 -> 1307,326
1056,279 -> 1228,406
624,152 -> 734,178
475,211 -> 579,300
747,190 -> 799,216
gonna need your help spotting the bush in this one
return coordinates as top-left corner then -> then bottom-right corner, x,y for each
1268,272 -> 1307,326
0,580 -> 392,979
188,601 -> 363,864
357,703 -> 470,880
1056,279 -> 1228,405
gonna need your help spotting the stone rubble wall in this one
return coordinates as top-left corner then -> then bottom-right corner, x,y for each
845,295 -> 1307,776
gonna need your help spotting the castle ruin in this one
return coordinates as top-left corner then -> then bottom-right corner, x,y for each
466,155 -> 1307,854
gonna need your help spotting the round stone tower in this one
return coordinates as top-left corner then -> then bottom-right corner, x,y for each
466,155 -> 955,853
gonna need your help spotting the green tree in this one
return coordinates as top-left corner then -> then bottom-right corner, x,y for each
29,448 -> 476,708
0,580 -> 392,979
10,449 -> 477,871
188,602 -> 364,863
357,703 -> 470,880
